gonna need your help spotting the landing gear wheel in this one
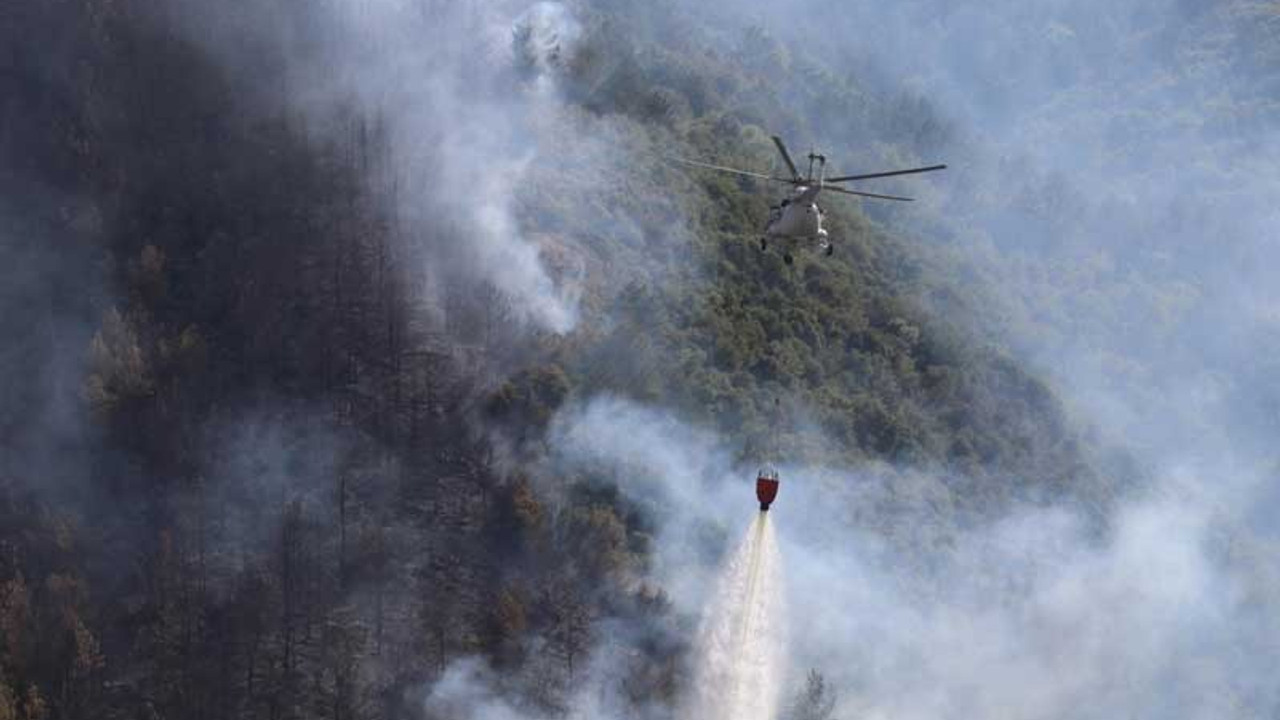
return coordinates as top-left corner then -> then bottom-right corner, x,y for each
783,253 -> 794,265
760,237 -> 768,251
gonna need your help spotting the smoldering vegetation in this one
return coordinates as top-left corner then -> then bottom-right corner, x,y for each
2,0 -> 1278,719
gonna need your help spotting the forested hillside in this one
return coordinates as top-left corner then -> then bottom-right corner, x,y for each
4,0 -> 1272,719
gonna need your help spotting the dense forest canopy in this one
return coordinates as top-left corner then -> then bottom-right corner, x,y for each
2,0 -> 1279,719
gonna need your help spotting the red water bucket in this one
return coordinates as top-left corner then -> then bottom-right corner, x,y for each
756,467 -> 779,511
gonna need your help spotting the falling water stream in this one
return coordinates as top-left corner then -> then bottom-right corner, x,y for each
687,512 -> 786,720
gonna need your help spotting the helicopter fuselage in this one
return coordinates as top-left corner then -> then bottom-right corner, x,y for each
765,185 -> 828,243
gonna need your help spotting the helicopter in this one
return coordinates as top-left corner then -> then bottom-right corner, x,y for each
672,136 -> 946,264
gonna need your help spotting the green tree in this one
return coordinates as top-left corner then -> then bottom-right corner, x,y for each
786,669 -> 838,720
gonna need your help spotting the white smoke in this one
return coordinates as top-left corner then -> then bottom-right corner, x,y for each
173,0 -> 590,333
347,0 -> 585,332
542,393 -> 1280,719
425,659 -> 533,720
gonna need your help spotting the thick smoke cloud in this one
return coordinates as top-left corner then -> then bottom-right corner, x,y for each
543,394 -> 1280,719
364,0 -> 586,332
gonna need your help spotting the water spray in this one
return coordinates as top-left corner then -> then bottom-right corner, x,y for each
686,475 -> 787,720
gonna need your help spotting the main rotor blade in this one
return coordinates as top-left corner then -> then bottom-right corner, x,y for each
823,185 -> 914,202
826,164 -> 947,183
771,136 -> 801,180
667,156 -> 795,184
